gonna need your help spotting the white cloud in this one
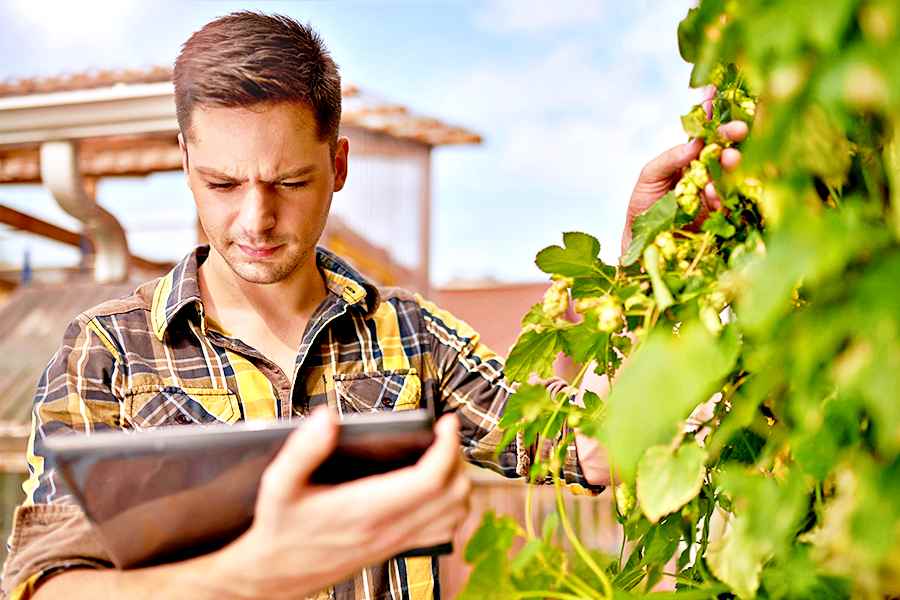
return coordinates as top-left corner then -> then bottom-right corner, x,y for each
429,3 -> 701,283
474,0 -> 604,34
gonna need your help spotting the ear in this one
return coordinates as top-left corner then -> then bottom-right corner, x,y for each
178,132 -> 191,190
332,137 -> 350,192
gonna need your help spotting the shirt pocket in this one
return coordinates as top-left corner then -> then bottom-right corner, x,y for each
333,369 -> 421,413
123,385 -> 241,429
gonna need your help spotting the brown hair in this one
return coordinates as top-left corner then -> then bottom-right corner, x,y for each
174,11 -> 342,152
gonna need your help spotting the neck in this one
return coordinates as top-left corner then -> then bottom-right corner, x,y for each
198,246 -> 327,326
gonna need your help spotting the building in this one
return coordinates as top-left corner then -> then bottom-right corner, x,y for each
0,68 -> 613,593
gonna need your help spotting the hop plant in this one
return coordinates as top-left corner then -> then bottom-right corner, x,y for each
461,2 -> 900,599
541,277 -> 570,320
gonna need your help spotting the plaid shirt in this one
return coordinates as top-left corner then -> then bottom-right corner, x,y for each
2,246 -> 596,600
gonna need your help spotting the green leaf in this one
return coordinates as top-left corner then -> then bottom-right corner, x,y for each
458,514 -> 521,600
463,511 -> 519,564
535,231 -> 602,278
739,204 -> 889,335
571,274 -> 615,298
708,468 -> 807,591
643,245 -> 675,311
499,384 -> 551,428
701,211 -> 736,238
581,390 -> 605,424
645,586 -> 728,599
561,322 -> 608,365
718,428 -> 767,465
636,444 -> 708,523
642,515 -> 683,565
681,104 -> 709,138
706,513 -> 767,599
761,545 -> 853,599
838,251 -> 900,453
497,384 -> 554,455
541,512 -> 559,543
510,538 -> 543,576
677,1 -> 724,63
621,193 -> 678,267
458,551 -> 517,600
521,302 -> 551,327
597,323 -> 739,481
505,329 -> 563,382
804,0 -> 857,52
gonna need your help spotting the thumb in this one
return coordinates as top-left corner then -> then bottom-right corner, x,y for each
639,138 -> 702,182
262,406 -> 338,503
412,414 -> 462,488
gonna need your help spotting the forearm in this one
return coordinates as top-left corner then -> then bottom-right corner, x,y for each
32,544 -> 246,600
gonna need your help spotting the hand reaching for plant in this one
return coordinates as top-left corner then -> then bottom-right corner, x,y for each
620,119 -> 749,257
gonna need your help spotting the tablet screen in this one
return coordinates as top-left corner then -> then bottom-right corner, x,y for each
45,410 -> 434,568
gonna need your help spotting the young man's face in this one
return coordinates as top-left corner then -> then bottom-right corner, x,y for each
181,102 -> 348,284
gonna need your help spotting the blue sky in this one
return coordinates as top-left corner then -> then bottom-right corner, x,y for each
0,0 -> 698,284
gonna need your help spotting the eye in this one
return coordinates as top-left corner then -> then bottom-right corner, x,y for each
280,180 -> 309,189
205,181 -> 237,191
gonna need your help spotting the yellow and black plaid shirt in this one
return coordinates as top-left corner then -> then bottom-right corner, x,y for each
2,246 -> 595,600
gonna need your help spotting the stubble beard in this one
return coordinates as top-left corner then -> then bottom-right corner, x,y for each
224,240 -> 311,285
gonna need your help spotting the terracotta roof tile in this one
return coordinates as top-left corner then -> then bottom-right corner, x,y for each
0,280 -> 138,443
0,66 -> 480,152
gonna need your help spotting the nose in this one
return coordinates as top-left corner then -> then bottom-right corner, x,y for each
237,183 -> 277,239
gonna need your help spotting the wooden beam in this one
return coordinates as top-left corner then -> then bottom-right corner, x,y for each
0,204 -> 81,246
0,203 -> 172,273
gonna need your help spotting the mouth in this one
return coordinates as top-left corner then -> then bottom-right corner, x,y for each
236,243 -> 283,259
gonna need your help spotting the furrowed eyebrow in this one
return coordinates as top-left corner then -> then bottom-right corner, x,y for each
195,167 -> 243,182
194,164 -> 317,183
273,165 -> 317,181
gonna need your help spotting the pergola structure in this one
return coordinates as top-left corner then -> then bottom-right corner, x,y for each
0,66 -> 481,290
0,66 -> 482,469
0,71 -> 617,593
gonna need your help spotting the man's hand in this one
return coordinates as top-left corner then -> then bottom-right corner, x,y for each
35,409 -> 470,600
620,120 -> 749,256
575,432 -> 611,488
226,407 -> 471,599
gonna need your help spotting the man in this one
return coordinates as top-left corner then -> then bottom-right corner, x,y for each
1,11 -> 745,600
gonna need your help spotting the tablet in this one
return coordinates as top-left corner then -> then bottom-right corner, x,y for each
44,409 -> 439,568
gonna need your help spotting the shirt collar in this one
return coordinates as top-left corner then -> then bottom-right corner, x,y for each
150,245 -> 380,341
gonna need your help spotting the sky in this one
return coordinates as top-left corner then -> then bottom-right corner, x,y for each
0,0 -> 699,285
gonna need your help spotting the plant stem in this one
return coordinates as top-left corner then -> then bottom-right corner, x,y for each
539,392 -> 570,450
604,337 -> 615,391
814,482 -> 824,524
607,464 -> 626,573
572,360 -> 593,389
526,389 -> 607,600
561,572 -> 605,600
554,473 -> 613,600
525,482 -> 536,539
593,265 -> 616,286
685,232 -> 713,278
661,572 -> 701,587
693,490 -> 715,582
515,591 -> 586,600
537,547 -> 605,600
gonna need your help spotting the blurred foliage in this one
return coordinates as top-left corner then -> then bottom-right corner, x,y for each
459,0 -> 900,598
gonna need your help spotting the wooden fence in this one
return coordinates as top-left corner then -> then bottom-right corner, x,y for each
0,467 -> 624,597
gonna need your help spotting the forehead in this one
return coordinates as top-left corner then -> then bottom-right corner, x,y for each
185,102 -> 328,173
187,101 -> 321,147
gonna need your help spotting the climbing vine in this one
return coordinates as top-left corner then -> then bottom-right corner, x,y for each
460,1 -> 900,598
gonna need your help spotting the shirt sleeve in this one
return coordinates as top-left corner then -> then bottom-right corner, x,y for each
2,316 -> 121,599
415,295 -> 603,494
